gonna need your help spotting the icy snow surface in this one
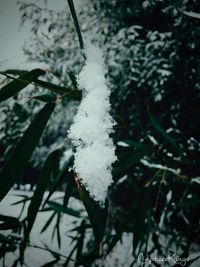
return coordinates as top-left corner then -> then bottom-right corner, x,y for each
68,43 -> 117,205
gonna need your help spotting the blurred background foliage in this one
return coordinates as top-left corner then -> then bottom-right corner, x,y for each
0,0 -> 200,266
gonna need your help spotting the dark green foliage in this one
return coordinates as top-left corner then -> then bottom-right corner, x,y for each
67,0 -> 84,50
25,148 -> 61,238
0,0 -> 200,266
0,103 -> 55,201
0,69 -> 45,102
113,143 -> 153,176
0,215 -> 20,230
79,185 -> 108,244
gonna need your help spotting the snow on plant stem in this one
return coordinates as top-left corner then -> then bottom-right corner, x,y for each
68,43 -> 117,206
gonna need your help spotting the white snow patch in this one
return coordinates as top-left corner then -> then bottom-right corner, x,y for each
68,43 -> 117,205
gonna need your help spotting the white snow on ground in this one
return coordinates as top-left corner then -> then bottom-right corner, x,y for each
1,190 -> 200,267
0,190 -> 134,267
0,190 -> 83,267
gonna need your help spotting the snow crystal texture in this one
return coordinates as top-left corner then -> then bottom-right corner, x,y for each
68,44 -> 117,205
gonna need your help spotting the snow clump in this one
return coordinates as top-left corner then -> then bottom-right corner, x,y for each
68,43 -> 117,206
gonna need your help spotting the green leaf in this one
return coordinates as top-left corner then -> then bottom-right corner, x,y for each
26,148 -> 61,238
35,79 -> 81,100
113,144 -> 153,176
40,211 -> 57,234
0,233 -> 17,258
133,188 -> 151,252
63,172 -> 76,209
29,94 -> 57,103
149,113 -> 183,156
0,69 -> 46,102
40,259 -> 60,267
63,244 -> 77,267
67,70 -> 78,90
0,214 -> 20,230
0,103 -> 55,201
79,185 -> 108,244
1,69 -> 27,76
67,0 -> 84,50
47,200 -> 81,218
11,259 -> 20,267
75,220 -> 86,267
120,140 -> 145,149
56,213 -> 61,248
11,196 -> 32,206
177,8 -> 200,20
43,158 -> 73,207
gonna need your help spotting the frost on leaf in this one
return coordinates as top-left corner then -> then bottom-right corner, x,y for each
68,43 -> 117,206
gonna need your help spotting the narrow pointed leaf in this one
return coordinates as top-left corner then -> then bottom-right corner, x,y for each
26,148 -> 61,237
56,213 -> 61,248
63,172 -> 76,209
0,69 -> 46,102
40,211 -> 57,234
75,220 -> 86,267
0,214 -> 20,230
1,69 -> 27,76
133,188 -> 151,252
47,200 -> 81,218
120,140 -> 145,149
0,103 -> 55,201
40,259 -> 60,267
63,244 -> 77,267
35,79 -> 81,100
43,158 -> 72,207
113,144 -> 153,176
79,186 -> 108,244
11,196 -> 32,206
67,0 -> 84,50
67,70 -> 78,90
29,94 -> 57,103
149,113 -> 183,156
177,8 -> 200,20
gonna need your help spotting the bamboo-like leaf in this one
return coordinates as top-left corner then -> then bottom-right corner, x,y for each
35,79 -> 81,100
40,211 -> 57,234
0,69 -> 46,102
0,103 -> 55,201
0,214 -> 20,230
79,185 -> 108,244
40,259 -> 60,267
113,144 -> 153,176
1,69 -> 27,76
149,113 -> 183,156
67,0 -> 84,50
120,140 -> 145,149
25,148 -> 61,238
47,200 -> 81,218
29,94 -> 57,103
75,220 -> 86,267
63,244 -> 77,267
1,69 -> 81,100
67,70 -> 78,90
11,196 -> 32,206
11,259 -> 19,267
43,158 -> 73,207
67,0 -> 84,49
133,188 -> 151,252
56,213 -> 61,248
63,172 -> 76,209
177,8 -> 200,20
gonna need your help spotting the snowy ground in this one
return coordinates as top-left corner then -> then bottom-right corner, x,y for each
0,190 -> 199,267
0,190 -> 133,267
